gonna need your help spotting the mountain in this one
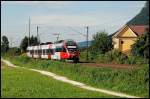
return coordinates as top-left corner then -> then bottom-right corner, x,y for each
126,1 -> 149,25
77,41 -> 92,48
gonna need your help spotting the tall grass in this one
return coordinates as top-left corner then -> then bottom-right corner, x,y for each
2,62 -> 116,98
2,54 -> 149,97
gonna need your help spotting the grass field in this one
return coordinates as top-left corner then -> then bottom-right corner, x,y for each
2,54 -> 149,98
1,62 -> 117,98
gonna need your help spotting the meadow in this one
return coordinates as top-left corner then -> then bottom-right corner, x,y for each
2,54 -> 149,98
1,61 -> 116,98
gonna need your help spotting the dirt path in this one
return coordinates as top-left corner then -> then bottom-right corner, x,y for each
1,58 -> 141,98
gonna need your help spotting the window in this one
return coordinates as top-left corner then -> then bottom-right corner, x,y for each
67,48 -> 77,52
55,47 -> 62,52
43,50 -> 45,55
38,50 -> 42,54
63,47 -> 66,52
30,50 -> 33,54
35,50 -> 38,54
47,49 -> 54,54
27,50 -> 29,53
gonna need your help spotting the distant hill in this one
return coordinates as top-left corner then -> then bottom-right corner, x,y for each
78,34 -> 113,48
77,41 -> 92,48
126,1 -> 149,25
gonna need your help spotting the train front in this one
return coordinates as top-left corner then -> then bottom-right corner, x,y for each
65,40 -> 80,63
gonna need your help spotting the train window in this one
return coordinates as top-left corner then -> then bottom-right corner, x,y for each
29,50 -> 31,54
55,47 -> 62,52
46,49 -> 54,54
35,50 -> 37,54
31,50 -> 34,54
47,49 -> 50,54
68,48 -> 77,52
38,50 -> 42,54
46,49 -> 49,54
66,41 -> 76,46
45,49 -> 47,55
63,47 -> 66,52
43,50 -> 45,55
30,50 -> 33,54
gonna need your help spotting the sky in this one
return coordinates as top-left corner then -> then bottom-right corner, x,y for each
1,1 -> 146,47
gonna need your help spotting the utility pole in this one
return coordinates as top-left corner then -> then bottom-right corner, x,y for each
28,17 -> 30,46
10,37 -> 12,48
53,33 -> 60,42
57,34 -> 60,41
86,26 -> 89,61
37,26 -> 39,44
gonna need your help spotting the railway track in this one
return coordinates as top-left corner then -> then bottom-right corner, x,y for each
65,61 -> 136,69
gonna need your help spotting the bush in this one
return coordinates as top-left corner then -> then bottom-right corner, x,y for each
2,47 -> 21,57
90,31 -> 113,56
16,55 -> 30,64
131,32 -> 149,59
95,50 -> 128,64
125,56 -> 136,65
93,49 -> 148,65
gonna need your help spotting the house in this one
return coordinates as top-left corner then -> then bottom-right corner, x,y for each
112,25 -> 149,54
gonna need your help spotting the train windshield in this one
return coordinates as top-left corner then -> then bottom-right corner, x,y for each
66,40 -> 77,52
68,48 -> 77,52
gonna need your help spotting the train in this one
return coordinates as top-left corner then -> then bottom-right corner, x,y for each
26,39 -> 80,63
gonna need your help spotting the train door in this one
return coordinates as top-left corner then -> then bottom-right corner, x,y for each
51,46 -> 60,60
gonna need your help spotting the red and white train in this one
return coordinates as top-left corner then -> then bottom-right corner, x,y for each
26,39 -> 80,63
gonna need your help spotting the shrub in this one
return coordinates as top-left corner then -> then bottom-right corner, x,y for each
95,50 -> 128,64
90,31 -> 113,57
125,56 -> 136,65
131,32 -> 149,59
17,55 -> 30,64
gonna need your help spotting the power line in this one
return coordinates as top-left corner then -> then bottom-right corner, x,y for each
86,26 -> 89,61
28,17 -> 31,46
67,26 -> 86,37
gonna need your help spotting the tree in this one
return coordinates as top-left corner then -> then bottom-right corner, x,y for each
90,31 -> 113,57
131,28 -> 149,58
20,35 -> 40,52
20,36 -> 28,52
1,35 -> 9,53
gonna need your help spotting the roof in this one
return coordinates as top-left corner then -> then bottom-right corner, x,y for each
112,25 -> 149,37
129,25 -> 149,36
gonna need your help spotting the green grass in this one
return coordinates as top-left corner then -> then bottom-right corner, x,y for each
2,54 -> 149,98
1,62 -> 116,98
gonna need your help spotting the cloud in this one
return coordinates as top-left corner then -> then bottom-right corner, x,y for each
30,10 -> 133,28
1,1 -> 73,6
31,15 -> 99,27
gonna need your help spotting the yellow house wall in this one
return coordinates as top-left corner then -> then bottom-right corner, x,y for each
118,27 -> 137,37
112,38 -> 119,49
119,38 -> 137,52
113,26 -> 138,53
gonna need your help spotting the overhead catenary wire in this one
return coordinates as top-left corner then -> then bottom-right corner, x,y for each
67,26 -> 86,37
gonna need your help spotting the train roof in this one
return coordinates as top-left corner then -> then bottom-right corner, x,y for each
54,39 -> 75,44
40,42 -> 53,45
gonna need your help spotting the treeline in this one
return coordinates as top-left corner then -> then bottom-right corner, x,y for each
1,35 -> 39,55
20,35 -> 40,52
